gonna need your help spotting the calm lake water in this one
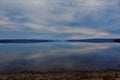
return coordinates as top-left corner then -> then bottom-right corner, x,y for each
0,42 -> 120,72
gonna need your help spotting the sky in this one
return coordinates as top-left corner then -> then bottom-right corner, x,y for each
0,0 -> 120,39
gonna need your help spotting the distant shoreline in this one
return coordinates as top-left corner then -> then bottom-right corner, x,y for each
0,38 -> 120,43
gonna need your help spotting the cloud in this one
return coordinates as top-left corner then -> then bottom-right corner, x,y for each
1,0 -> 119,24
0,0 -> 120,39
0,12 -> 22,32
23,22 -> 110,39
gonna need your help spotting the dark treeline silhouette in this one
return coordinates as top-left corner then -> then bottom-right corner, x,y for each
0,38 -> 120,43
113,39 -> 120,42
0,39 -> 54,43
66,39 -> 114,43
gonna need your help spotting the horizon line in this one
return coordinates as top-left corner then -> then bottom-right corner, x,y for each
0,38 -> 120,43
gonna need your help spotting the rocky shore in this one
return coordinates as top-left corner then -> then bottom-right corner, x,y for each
0,71 -> 120,80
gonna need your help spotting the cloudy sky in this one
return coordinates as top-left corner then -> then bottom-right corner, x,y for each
0,0 -> 120,39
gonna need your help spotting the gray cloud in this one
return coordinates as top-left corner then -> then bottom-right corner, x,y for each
0,0 -> 120,39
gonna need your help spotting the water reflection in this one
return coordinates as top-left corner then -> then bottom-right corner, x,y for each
0,42 -> 120,72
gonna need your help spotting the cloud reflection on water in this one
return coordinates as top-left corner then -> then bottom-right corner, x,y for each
0,42 -> 120,72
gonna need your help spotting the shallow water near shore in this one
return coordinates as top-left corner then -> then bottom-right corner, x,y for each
0,42 -> 120,72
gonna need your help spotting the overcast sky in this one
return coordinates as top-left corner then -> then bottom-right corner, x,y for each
0,0 -> 120,39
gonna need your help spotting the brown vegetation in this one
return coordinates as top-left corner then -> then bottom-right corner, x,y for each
0,71 -> 120,80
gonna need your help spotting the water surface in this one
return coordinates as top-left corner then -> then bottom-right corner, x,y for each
0,42 -> 120,72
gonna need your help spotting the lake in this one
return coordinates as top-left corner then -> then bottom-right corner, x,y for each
0,42 -> 120,72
